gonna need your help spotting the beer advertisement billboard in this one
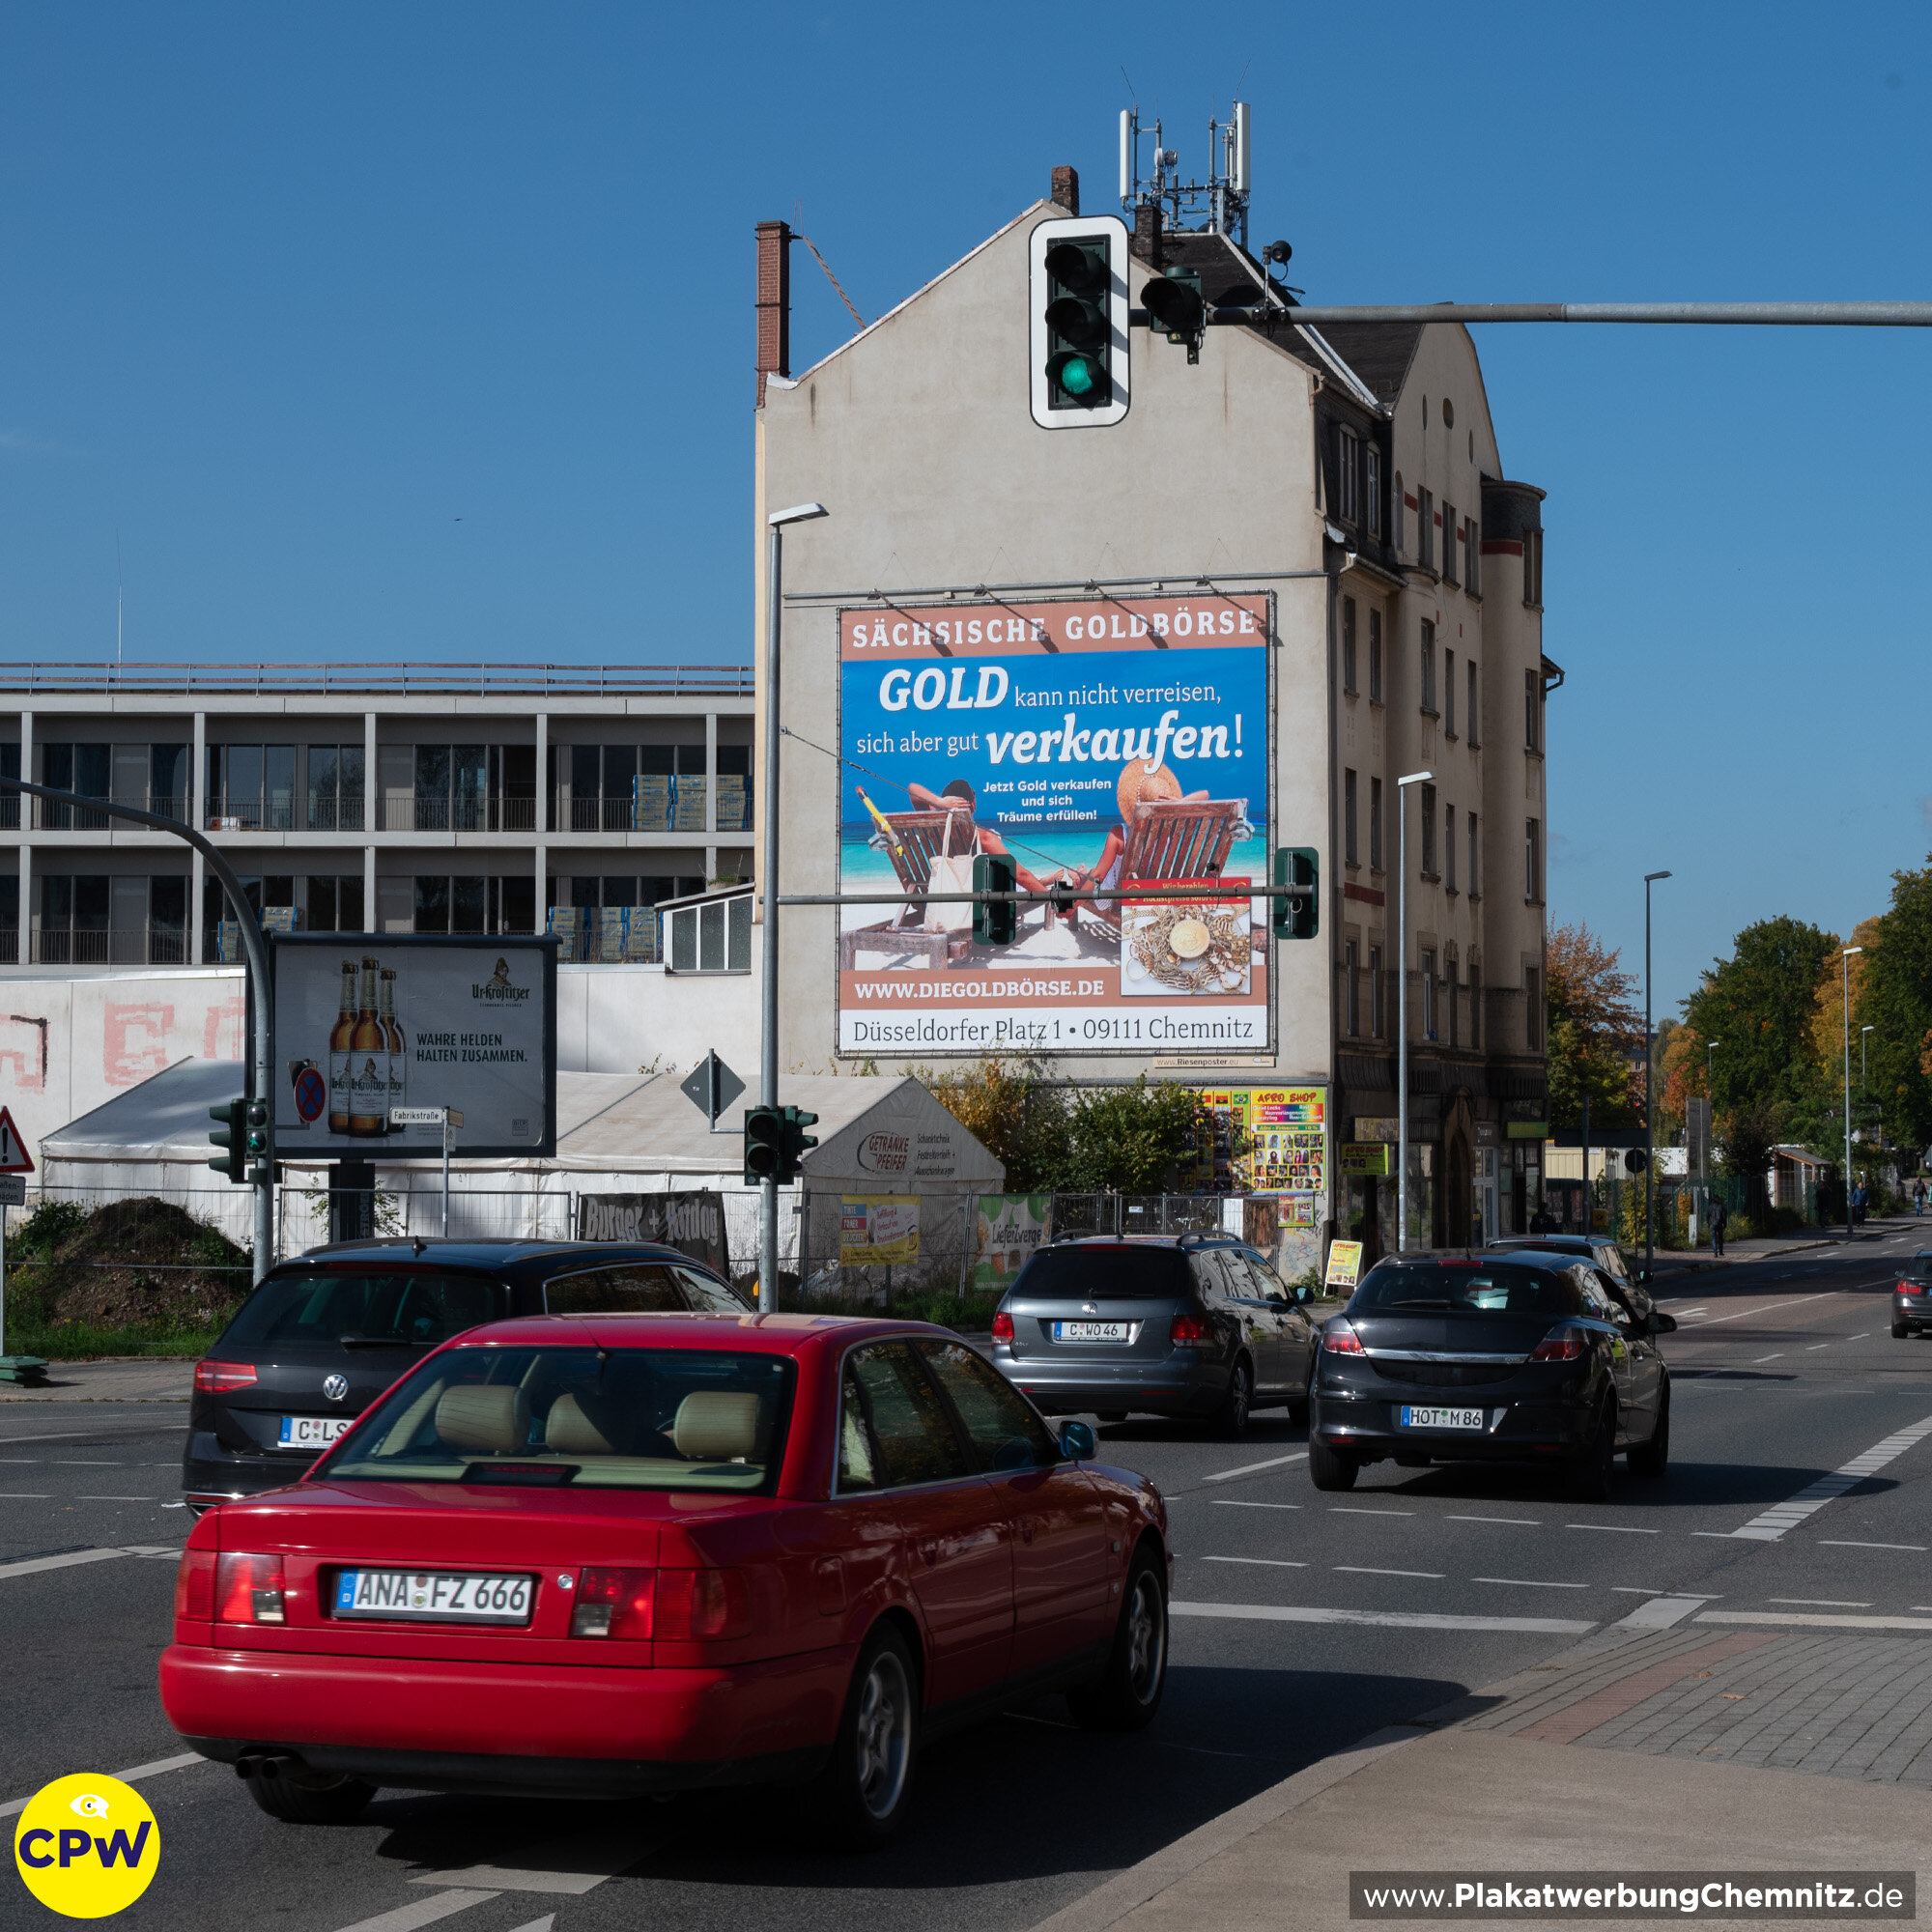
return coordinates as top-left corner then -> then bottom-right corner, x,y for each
837,591 -> 1271,1058
270,934 -> 557,1158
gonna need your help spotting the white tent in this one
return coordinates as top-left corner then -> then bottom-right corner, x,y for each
37,1060 -> 1002,1279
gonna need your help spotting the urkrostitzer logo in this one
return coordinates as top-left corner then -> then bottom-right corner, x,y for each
14,1773 -> 159,1918
470,956 -> 529,1002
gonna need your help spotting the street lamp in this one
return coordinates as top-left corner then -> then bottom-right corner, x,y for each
1396,771 -> 1434,1253
1861,1024 -> 1874,1087
1707,1038 -> 1719,1095
759,499 -> 830,1313
1642,871 -> 1672,1282
1841,946 -> 1863,1240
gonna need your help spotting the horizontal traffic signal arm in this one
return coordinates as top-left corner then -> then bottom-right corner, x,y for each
1133,299 -> 1932,328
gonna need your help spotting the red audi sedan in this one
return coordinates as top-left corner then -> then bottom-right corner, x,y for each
159,1312 -> 1171,1847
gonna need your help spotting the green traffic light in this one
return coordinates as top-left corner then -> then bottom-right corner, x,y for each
1061,356 -> 1096,395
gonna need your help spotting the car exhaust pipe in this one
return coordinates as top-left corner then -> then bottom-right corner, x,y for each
235,1750 -> 298,1781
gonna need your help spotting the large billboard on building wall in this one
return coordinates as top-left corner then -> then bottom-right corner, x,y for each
836,592 -> 1272,1057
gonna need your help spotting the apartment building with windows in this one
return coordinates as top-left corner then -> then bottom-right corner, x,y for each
0,664 -> 754,969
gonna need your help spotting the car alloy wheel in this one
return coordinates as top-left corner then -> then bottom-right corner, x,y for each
1571,1399 -> 1617,1503
1628,1379 -> 1669,1478
1069,1546 -> 1168,1731
853,1645 -> 914,1822
1221,1360 -> 1252,1439
1122,1568 -> 1166,1707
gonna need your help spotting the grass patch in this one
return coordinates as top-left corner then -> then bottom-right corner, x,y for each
7,1321 -> 218,1362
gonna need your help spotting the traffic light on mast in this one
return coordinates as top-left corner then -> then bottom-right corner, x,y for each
1030,215 -> 1129,429
208,1098 -> 245,1184
781,1107 -> 819,1180
973,853 -> 1018,946
1272,847 -> 1320,941
244,1099 -> 271,1186
744,1105 -> 784,1186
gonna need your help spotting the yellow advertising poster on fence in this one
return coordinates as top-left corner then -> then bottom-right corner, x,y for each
1325,1239 -> 1364,1290
1189,1086 -> 1327,1198
840,1196 -> 921,1265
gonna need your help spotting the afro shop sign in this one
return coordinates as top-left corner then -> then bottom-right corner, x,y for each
838,592 -> 1271,1058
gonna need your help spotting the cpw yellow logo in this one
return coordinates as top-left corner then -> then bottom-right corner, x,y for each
13,1774 -> 158,1918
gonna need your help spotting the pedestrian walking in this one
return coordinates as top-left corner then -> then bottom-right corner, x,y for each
1915,1178 -> 1925,1217
1710,1196 -> 1728,1258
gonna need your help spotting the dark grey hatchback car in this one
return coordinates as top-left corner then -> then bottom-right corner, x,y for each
182,1236 -> 750,1510
988,1234 -> 1320,1435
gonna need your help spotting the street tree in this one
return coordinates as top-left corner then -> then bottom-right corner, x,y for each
1546,922 -> 1643,1127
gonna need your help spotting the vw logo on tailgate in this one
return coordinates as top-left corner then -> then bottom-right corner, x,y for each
322,1374 -> 350,1403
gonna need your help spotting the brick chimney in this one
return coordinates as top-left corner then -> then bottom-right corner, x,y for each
1133,200 -> 1162,270
754,219 -> 791,407
1051,166 -> 1079,215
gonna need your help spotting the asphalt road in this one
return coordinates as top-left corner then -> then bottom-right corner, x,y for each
8,1228 -> 1932,1932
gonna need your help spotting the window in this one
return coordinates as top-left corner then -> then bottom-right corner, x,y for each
915,1339 -> 1059,1471
1446,948 -> 1460,1046
1370,944 -> 1384,1037
1345,939 -> 1360,1037
1338,426 -> 1359,523
838,1342 -> 970,1492
1418,488 -> 1435,570
1445,805 -> 1458,894
1470,956 -> 1482,1048
1366,445 -> 1382,538
1394,473 -> 1405,551
1342,597 -> 1357,694
1523,527 -> 1544,607
1467,812 -> 1480,899
1369,610 -> 1383,701
1444,649 -> 1457,737
1441,503 -> 1459,585
1370,777 -> 1384,870
1420,622 -> 1436,714
222,1272 -> 505,1349
306,746 -> 366,833
1525,669 -> 1542,751
305,875 -> 367,933
1420,783 -> 1437,877
1422,948 -> 1437,1040
1467,661 -> 1480,747
545,1263 -> 745,1316
1345,768 -> 1359,867
207,744 -> 295,831
1525,818 -> 1543,902
1466,519 -> 1481,595
666,890 -> 753,975
1525,965 -> 1543,1050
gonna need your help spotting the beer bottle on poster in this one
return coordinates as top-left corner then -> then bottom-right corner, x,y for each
350,955 -> 386,1136
380,967 -> 406,1122
327,960 -> 356,1134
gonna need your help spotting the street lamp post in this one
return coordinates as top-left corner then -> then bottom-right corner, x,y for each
1396,771 -> 1434,1253
1841,946 -> 1863,1240
1642,870 -> 1672,1283
759,500 -> 829,1314
1861,1024 -> 1873,1087
1707,1039 -> 1719,1094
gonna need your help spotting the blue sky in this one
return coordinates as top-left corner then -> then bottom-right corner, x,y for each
3,2 -> 1928,1009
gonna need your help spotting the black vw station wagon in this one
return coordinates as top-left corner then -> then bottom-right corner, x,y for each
1308,1250 -> 1675,1499
182,1236 -> 750,1510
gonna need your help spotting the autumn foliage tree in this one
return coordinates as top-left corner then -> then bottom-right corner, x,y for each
1546,923 -> 1644,1127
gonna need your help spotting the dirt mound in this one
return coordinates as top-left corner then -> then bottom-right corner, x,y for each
12,1197 -> 252,1334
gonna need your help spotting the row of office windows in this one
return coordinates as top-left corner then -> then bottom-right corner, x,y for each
1343,601 -> 1546,760
1335,946 -> 1486,1050
1341,779 -> 1541,908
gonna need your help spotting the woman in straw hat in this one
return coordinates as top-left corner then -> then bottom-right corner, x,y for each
1053,761 -> 1208,922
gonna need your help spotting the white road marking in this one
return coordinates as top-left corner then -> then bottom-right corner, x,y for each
1819,1538 -> 1928,1551
1445,1514 -> 1541,1526
331,1892 -> 501,1932
1172,1600 -> 1595,1634
0,1750 -> 206,1820
1724,1411 -> 1932,1541
1675,1292 -> 1834,1328
1847,1334 -> 1871,1341
1201,1452 -> 1309,1483
1612,1595 -> 1708,1630
1470,1577 -> 1587,1590
1748,1354 -> 1785,1364
0,1426 -> 176,1445
1334,1565 -> 1442,1578
1199,1555 -> 1308,1569
77,1495 -> 154,1501
1698,1609 -> 1932,1632
0,1493 -> 53,1499
1806,1344 -> 1832,1350
1610,1588 -> 1721,1598
412,1834 -> 648,1894
1329,1506 -> 1414,1517
1208,1499 -> 1302,1511
1768,1598 -> 1873,1607
0,1544 -> 177,1582
1564,1522 -> 1660,1534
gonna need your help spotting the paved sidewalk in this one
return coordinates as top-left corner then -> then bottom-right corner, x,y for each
1036,1622 -> 1932,1932
1649,1215 -> 1918,1278
0,1357 -> 193,1403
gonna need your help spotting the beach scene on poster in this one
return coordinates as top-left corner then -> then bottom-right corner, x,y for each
271,940 -> 553,1156
837,592 -> 1271,1057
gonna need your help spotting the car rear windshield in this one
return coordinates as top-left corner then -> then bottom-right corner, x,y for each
1351,1263 -> 1581,1318
220,1271 -> 505,1350
317,1346 -> 794,1493
1011,1245 -> 1190,1300
1903,1256 -> 1932,1284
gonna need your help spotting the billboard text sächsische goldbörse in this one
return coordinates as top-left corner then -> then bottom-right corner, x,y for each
838,592 -> 1271,1056
272,939 -> 554,1156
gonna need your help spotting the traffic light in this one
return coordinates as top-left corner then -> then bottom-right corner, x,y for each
744,1105 -> 784,1185
973,853 -> 1017,946
1142,267 -> 1206,347
1029,214 -> 1128,430
781,1106 -> 819,1180
1272,847 -> 1320,941
244,1099 -> 271,1185
208,1098 -> 245,1183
